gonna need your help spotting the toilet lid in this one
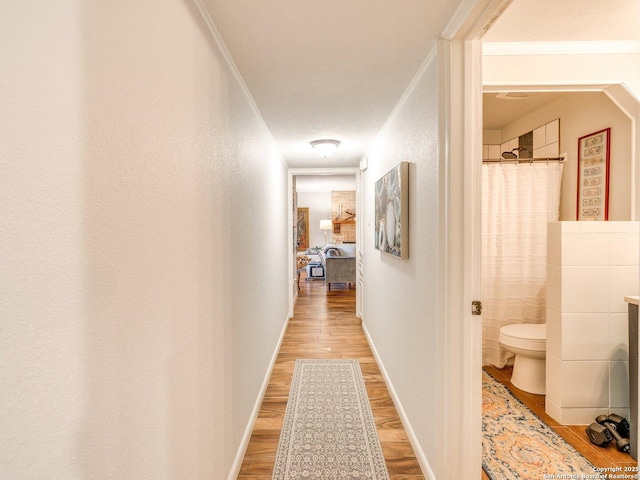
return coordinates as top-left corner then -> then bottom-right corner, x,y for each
500,323 -> 546,342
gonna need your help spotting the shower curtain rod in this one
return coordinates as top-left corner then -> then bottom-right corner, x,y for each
482,157 -> 565,164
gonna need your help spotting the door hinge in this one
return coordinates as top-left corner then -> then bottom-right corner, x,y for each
471,301 -> 482,316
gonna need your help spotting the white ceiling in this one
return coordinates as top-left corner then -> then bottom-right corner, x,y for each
483,91 -> 570,130
201,0 -> 639,168
202,0 -> 463,168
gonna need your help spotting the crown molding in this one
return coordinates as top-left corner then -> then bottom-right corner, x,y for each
483,40 -> 640,56
368,44 -> 438,155
192,0 -> 287,167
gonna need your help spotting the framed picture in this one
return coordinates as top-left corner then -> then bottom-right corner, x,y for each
576,128 -> 610,221
375,162 -> 409,258
296,207 -> 309,251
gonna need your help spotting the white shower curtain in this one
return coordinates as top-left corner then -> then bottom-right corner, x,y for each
482,162 -> 563,367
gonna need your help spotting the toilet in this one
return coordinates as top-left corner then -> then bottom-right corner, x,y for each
499,323 -> 546,395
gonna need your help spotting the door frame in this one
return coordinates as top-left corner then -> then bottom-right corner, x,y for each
440,1 -> 640,476
437,38 -> 484,479
437,1 -> 511,477
287,167 -> 361,317
436,26 -> 483,480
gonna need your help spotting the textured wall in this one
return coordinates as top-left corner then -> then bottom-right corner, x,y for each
0,1 -> 289,478
362,58 -> 440,471
297,191 -> 332,247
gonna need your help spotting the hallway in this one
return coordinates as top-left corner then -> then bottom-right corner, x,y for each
238,277 -> 424,478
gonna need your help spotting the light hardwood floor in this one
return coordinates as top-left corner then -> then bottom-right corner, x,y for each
482,365 -> 637,479
237,274 -> 637,479
238,275 -> 424,479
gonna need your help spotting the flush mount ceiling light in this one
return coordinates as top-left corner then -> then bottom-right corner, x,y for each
495,92 -> 536,100
310,139 -> 341,158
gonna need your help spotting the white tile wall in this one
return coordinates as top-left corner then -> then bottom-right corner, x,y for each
545,397 -> 562,421
561,222 -> 581,233
546,354 -> 562,406
489,119 -> 561,160
546,221 -> 639,424
533,142 -> 559,159
561,360 -> 609,408
546,119 -> 559,144
546,264 -> 561,312
546,309 -> 562,359
610,313 -> 630,361
561,313 -> 610,361
611,238 -> 640,265
552,406 -> 612,425
484,117 -> 560,161
561,236 -> 609,266
610,266 -> 640,312
610,361 -> 630,408
482,145 -> 502,160
533,125 -> 545,150
561,266 -> 610,313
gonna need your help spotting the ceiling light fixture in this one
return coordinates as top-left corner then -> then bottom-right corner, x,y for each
495,92 -> 536,100
310,139 -> 341,158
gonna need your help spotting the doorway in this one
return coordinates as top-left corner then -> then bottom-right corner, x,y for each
478,84 -> 639,476
288,168 -> 361,318
476,9 -> 640,478
441,1 -> 640,476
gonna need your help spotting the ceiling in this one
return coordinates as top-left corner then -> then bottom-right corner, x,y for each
202,0 -> 463,168
482,91 -> 570,130
201,0 -> 639,168
483,0 -> 640,43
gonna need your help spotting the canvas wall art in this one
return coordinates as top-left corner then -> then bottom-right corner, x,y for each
375,162 -> 409,258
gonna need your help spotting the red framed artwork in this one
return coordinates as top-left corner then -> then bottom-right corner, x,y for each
576,128 -> 610,221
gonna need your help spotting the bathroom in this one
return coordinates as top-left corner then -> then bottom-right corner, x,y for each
482,90 -> 639,427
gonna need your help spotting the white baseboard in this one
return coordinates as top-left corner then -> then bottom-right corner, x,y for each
361,322 -> 437,480
227,314 -> 290,480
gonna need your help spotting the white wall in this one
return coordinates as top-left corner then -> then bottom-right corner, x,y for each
297,192 -> 332,247
362,57 -> 439,474
485,92 -> 633,220
483,53 -> 640,101
0,1 -> 289,479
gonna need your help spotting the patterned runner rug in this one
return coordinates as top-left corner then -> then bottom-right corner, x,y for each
483,370 -> 597,479
273,359 -> 389,479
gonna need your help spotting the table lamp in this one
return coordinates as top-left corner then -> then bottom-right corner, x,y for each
320,219 -> 332,245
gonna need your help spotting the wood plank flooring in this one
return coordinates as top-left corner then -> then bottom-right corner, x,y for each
238,275 -> 424,479
237,275 -> 637,479
482,365 -> 637,479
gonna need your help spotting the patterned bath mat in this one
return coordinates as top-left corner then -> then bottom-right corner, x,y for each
273,359 -> 389,479
483,370 -> 597,479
